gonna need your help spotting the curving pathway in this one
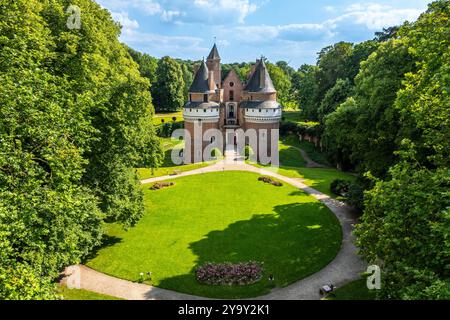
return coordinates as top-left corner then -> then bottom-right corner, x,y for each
62,156 -> 366,300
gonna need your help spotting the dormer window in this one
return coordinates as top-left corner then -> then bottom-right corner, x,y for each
230,82 -> 234,87
229,90 -> 234,101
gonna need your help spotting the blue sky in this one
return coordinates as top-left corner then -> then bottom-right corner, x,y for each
96,0 -> 432,68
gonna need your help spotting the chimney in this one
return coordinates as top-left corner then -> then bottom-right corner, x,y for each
260,64 -> 266,89
208,71 -> 215,91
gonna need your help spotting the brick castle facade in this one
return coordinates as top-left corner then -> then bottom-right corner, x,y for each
183,44 -> 282,163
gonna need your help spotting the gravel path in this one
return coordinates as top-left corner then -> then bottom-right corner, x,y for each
62,158 -> 366,300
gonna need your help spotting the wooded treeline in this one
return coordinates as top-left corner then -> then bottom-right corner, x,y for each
292,1 -> 449,299
0,0 -> 163,298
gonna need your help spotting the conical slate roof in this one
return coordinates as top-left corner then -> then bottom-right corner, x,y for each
244,59 -> 276,94
189,60 -> 211,93
207,43 -> 221,60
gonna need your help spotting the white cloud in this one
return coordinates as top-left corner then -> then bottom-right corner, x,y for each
324,6 -> 335,12
218,2 -> 423,46
336,2 -> 423,30
98,0 -> 259,24
97,0 -> 162,15
111,12 -> 139,36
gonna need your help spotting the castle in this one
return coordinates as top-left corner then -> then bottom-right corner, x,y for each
183,44 -> 282,163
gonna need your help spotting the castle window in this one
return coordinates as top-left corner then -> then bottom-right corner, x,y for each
230,82 -> 235,87
229,90 -> 234,101
259,109 -> 262,112
189,94 -> 192,102
203,94 -> 208,102
204,109 -> 207,112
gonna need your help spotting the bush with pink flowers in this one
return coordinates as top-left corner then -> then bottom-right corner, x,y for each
195,262 -> 263,286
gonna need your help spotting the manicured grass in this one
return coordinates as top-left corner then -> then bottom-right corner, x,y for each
59,286 -> 122,300
152,111 -> 183,125
282,111 -> 303,123
326,279 -> 377,300
278,167 -> 356,198
252,137 -> 356,197
136,137 -> 212,179
281,135 -> 330,166
137,163 -> 210,180
279,140 -> 307,167
87,171 -> 342,299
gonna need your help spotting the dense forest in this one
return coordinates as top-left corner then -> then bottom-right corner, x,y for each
296,1 -> 449,299
0,0 -> 163,299
0,0 -> 448,300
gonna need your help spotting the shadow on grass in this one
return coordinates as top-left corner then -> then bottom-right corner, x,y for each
155,202 -> 341,299
83,235 -> 122,262
279,145 -> 307,168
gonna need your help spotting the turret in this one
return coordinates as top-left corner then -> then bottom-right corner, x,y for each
206,44 -> 222,89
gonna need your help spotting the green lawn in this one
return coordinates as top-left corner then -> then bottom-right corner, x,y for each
252,137 -> 356,197
137,137 -> 212,179
59,286 -> 122,300
282,111 -> 303,123
152,111 -> 183,126
87,171 -> 342,299
326,279 -> 377,300
281,135 -> 330,166
277,167 -> 356,198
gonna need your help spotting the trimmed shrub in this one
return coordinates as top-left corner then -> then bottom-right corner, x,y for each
150,182 -> 174,190
211,148 -> 222,159
258,176 -> 283,187
196,262 -> 263,286
244,145 -> 254,160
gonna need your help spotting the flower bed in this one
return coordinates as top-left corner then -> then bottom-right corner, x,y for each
150,182 -> 174,190
258,176 -> 283,187
196,262 -> 263,286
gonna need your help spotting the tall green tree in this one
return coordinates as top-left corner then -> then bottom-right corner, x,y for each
266,62 -> 292,106
355,0 -> 450,299
294,65 -> 320,120
316,42 -> 354,103
0,0 -> 163,299
318,78 -> 354,124
153,56 -> 185,112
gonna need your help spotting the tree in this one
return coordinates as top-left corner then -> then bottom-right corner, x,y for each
355,157 -> 450,299
180,63 -> 193,103
266,62 -> 292,106
349,38 -> 416,177
153,56 -> 185,112
318,78 -> 354,123
354,0 -> 450,300
374,26 -> 400,42
275,61 -> 295,77
395,0 -> 450,169
0,0 -> 163,299
294,65 -> 320,120
127,47 -> 158,84
344,40 -> 378,84
322,98 -> 359,170
316,42 -> 354,103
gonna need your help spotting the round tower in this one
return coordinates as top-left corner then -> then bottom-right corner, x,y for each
183,59 -> 221,163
